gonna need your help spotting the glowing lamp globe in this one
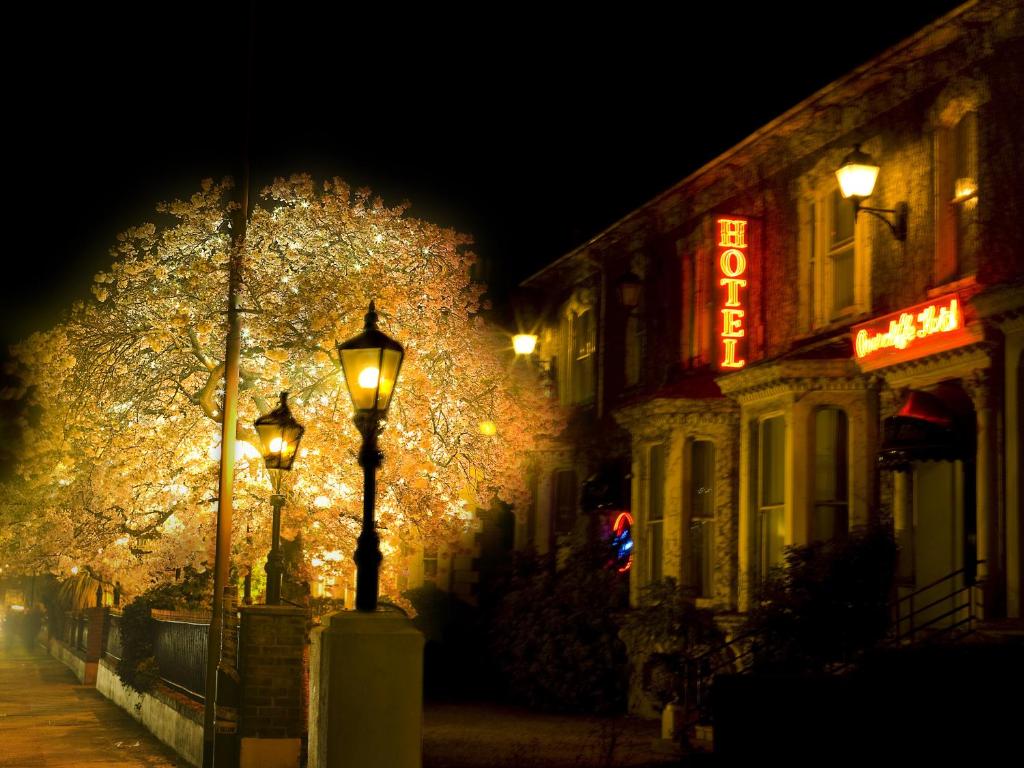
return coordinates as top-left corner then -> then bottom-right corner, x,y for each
512,333 -> 538,355
835,144 -> 880,200
337,301 -> 405,416
254,392 -> 305,471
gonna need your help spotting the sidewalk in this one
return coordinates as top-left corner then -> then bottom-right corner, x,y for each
424,702 -> 694,768
0,631 -> 184,767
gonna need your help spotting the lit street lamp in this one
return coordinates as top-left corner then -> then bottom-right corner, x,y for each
337,301 -> 404,611
254,391 -> 305,605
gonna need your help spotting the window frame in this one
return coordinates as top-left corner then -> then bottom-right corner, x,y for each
757,414 -> 786,581
688,439 -> 716,599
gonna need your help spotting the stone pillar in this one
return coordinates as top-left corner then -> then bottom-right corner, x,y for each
238,605 -> 308,768
83,606 -> 108,685
309,608 -> 424,768
966,370 -> 999,618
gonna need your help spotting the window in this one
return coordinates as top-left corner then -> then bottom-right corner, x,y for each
558,296 -> 596,405
552,469 -> 577,535
813,408 -> 849,543
688,440 -> 715,599
423,548 -> 438,579
681,239 -> 713,368
935,111 -> 979,284
647,443 -> 666,582
625,312 -> 644,387
802,168 -> 868,330
758,416 -> 786,579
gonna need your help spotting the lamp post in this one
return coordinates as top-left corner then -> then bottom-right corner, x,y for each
254,392 -> 305,605
337,301 -> 404,612
835,143 -> 908,241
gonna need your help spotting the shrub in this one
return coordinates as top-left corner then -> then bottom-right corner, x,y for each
744,523 -> 897,673
489,543 -> 629,713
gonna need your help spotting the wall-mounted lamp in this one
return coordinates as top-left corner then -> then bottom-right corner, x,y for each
615,271 -> 643,310
835,144 -> 908,242
512,333 -> 538,355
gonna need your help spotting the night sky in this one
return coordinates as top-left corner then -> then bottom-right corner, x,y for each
5,1 -> 965,351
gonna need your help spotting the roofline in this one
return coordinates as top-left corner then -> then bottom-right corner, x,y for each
521,0 -> 978,288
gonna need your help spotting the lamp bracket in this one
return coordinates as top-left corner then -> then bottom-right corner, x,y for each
854,201 -> 908,242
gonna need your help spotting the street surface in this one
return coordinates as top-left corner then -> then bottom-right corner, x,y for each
0,628 -> 183,767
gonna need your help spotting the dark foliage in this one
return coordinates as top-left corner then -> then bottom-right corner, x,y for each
744,524 -> 897,673
488,543 -> 629,713
404,585 -> 493,700
619,578 -> 725,708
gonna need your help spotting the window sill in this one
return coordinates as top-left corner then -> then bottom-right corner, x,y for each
927,274 -> 977,298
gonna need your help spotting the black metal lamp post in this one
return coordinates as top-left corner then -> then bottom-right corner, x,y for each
337,301 -> 404,612
254,391 -> 305,605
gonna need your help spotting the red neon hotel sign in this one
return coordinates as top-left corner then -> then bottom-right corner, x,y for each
852,293 -> 974,370
716,216 -> 749,369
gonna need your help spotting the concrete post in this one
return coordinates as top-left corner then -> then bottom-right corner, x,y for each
309,608 -> 424,768
238,605 -> 308,768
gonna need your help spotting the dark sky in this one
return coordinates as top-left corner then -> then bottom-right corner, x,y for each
4,1 -> 965,350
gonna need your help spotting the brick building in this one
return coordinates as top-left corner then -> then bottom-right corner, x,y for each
518,0 -> 1023,643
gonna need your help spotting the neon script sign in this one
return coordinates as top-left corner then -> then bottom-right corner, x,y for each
852,293 -> 971,370
610,512 -> 634,573
716,217 -> 748,369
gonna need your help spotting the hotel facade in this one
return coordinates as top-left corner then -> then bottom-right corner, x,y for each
517,0 -> 1024,664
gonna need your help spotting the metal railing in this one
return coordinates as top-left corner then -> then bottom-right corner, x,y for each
889,561 -> 985,646
152,610 -> 210,700
105,612 -> 123,660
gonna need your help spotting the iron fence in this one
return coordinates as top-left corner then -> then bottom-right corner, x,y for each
105,613 -> 123,660
152,611 -> 210,700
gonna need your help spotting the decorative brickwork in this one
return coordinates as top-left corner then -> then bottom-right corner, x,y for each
238,605 -> 308,741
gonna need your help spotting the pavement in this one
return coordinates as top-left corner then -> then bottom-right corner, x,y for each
0,626 -> 184,767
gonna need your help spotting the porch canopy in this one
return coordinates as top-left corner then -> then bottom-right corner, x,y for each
877,388 -> 974,471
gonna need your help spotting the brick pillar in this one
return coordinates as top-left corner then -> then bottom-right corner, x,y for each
83,606 -> 108,685
238,605 -> 308,768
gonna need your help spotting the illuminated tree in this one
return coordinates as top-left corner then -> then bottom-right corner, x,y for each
1,175 -> 561,598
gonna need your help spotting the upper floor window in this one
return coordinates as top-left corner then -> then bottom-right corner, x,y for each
935,111 -> 979,284
558,293 -> 596,405
625,313 -> 644,387
812,408 -> 849,543
801,157 -> 871,331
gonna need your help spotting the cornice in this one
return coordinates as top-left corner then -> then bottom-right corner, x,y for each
613,397 -> 738,436
876,341 -> 995,389
715,358 -> 867,403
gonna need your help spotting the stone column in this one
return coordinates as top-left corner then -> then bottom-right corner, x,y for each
966,370 -> 999,618
83,606 -> 108,685
309,608 -> 424,768
238,605 -> 308,768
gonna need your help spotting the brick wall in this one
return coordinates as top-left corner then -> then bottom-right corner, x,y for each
238,605 -> 307,740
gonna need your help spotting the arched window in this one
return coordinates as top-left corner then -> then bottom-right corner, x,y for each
813,408 -> 849,542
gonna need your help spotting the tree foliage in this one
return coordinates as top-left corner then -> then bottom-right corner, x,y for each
0,176 -> 561,599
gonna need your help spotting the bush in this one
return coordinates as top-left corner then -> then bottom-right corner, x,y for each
404,584 -> 491,700
619,578 -> 725,709
744,524 -> 897,673
489,543 -> 629,713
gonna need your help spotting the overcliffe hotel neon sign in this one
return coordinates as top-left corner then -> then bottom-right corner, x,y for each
851,293 -> 972,371
716,217 -> 749,369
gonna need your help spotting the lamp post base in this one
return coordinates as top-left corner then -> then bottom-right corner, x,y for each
309,608 -> 424,768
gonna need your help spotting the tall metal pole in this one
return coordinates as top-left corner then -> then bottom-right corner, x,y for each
354,414 -> 383,611
202,181 -> 245,767
265,492 -> 286,605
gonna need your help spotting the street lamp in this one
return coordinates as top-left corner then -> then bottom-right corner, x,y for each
615,270 -> 643,310
835,143 -> 908,241
254,391 -> 305,605
337,301 -> 405,611
512,333 -> 537,355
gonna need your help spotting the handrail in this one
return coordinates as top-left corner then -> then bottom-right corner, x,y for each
892,560 -> 985,609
